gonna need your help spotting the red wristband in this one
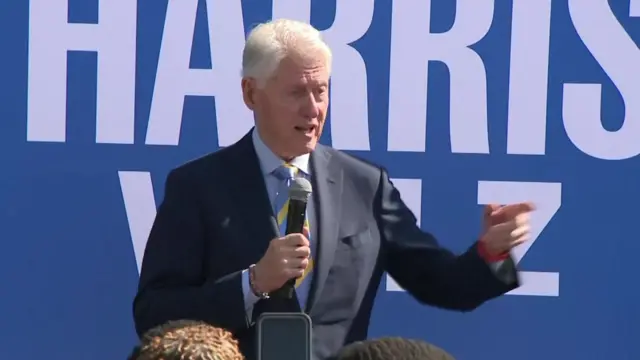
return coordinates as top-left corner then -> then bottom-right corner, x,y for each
477,240 -> 509,262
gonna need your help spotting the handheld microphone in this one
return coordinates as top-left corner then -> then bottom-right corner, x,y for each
281,177 -> 312,299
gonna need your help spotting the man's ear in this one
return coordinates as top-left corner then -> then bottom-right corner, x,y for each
241,77 -> 257,110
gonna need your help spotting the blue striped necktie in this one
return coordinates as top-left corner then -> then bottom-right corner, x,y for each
272,163 -> 314,308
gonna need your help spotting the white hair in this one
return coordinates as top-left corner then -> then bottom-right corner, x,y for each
241,19 -> 332,86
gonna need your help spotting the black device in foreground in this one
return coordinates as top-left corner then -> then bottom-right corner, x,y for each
280,177 -> 313,299
257,312 -> 312,360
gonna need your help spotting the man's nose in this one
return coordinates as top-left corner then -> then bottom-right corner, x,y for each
301,93 -> 320,118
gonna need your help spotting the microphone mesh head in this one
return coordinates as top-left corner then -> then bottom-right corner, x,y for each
289,177 -> 313,202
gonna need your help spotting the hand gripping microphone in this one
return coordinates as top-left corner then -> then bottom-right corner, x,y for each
281,177 -> 313,299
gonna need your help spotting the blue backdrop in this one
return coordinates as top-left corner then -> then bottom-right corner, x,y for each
2,0 -> 639,359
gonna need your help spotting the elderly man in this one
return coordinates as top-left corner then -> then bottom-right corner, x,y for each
133,19 -> 533,360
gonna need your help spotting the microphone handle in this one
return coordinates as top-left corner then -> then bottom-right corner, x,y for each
281,198 -> 308,299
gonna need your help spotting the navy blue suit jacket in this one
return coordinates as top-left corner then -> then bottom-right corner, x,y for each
133,131 -> 518,359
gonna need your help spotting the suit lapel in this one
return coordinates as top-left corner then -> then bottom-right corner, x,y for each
224,135 -> 343,312
307,145 -> 343,312
223,132 -> 279,259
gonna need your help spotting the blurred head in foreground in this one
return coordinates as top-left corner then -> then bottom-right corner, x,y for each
128,319 -> 244,360
336,337 -> 455,360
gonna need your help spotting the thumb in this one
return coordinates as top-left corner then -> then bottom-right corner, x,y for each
483,204 -> 501,228
483,204 -> 501,218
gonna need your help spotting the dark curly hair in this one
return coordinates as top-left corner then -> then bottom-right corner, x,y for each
335,337 -> 455,360
128,320 -> 244,360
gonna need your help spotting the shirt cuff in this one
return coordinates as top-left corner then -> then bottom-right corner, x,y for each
241,268 -> 260,319
487,259 -> 507,274
477,241 -> 514,281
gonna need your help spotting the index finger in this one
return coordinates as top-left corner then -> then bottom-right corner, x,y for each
284,233 -> 310,247
496,202 -> 536,219
302,226 -> 310,239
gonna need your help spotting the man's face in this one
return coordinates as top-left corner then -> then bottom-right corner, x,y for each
243,54 -> 329,160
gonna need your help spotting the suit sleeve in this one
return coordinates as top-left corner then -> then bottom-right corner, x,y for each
375,169 -> 519,311
132,169 -> 248,336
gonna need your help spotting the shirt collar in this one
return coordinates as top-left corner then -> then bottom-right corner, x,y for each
252,128 -> 310,176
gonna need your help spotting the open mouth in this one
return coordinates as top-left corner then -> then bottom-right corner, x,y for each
294,125 -> 316,136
